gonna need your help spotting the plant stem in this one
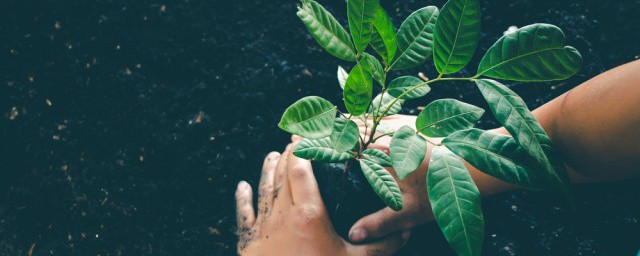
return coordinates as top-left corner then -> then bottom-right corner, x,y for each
362,76 -> 475,149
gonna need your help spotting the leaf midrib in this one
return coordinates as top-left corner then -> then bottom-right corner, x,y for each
441,155 -> 474,256
477,46 -> 567,76
418,110 -> 481,134
286,106 -> 337,129
441,0 -> 471,72
390,9 -> 438,69
302,4 -> 355,56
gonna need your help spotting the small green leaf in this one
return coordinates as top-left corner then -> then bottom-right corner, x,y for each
416,99 -> 484,137
330,117 -> 360,152
428,146 -> 484,256
443,128 -> 549,189
279,96 -> 337,139
390,6 -> 439,70
344,61 -> 373,115
477,24 -> 582,82
370,6 -> 397,65
294,138 -> 355,162
370,92 -> 404,117
433,0 -> 481,74
387,76 -> 430,100
359,159 -> 403,211
362,53 -> 385,86
347,0 -> 380,53
390,125 -> 427,180
362,148 -> 392,167
297,0 -> 357,61
337,66 -> 348,89
476,79 -> 571,190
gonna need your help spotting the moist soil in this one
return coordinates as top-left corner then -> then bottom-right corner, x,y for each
1,0 -> 640,255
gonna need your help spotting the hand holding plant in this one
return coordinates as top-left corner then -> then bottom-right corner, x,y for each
280,0 -> 582,255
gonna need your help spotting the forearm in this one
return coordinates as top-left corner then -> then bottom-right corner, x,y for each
464,60 -> 640,197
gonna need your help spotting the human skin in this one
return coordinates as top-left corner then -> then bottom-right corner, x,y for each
346,59 -> 640,243
236,60 -> 640,254
235,143 -> 411,256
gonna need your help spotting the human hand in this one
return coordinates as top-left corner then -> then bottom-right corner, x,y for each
348,115 -> 438,243
236,143 -> 411,255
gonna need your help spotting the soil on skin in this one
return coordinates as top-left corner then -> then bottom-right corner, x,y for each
1,0 -> 639,255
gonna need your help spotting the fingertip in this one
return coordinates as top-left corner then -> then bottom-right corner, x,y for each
291,134 -> 302,142
401,230 -> 411,244
349,228 -> 367,243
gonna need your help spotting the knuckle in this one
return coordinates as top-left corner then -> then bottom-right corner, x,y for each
295,204 -> 322,224
289,164 -> 309,180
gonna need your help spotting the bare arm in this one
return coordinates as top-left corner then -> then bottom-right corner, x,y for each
347,60 -> 640,243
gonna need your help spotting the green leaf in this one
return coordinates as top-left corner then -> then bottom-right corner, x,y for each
433,0 -> 481,74
344,61 -> 373,115
330,117 -> 360,152
362,148 -> 392,167
390,6 -> 439,70
347,0 -> 380,53
370,92 -> 404,117
477,24 -> 582,82
362,53 -> 385,86
294,138 -> 355,162
337,66 -> 348,89
416,99 -> 484,137
359,159 -> 403,211
279,96 -> 337,139
427,146 -> 484,256
390,125 -> 427,180
443,128 -> 549,189
297,0 -> 357,61
475,79 -> 571,190
370,6 -> 397,65
387,76 -> 430,100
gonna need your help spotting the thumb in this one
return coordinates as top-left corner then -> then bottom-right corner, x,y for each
349,230 -> 411,256
349,207 -> 409,243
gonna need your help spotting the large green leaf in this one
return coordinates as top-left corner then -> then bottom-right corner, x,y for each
362,53 -> 385,86
297,0 -> 357,61
370,6 -> 397,64
475,79 -> 571,190
428,146 -> 484,256
344,61 -> 373,115
294,138 -> 355,162
477,24 -> 582,82
359,159 -> 403,211
390,125 -> 427,180
330,117 -> 360,152
416,99 -> 484,137
279,96 -> 337,139
390,6 -> 439,70
370,92 -> 404,117
347,0 -> 380,53
433,0 -> 481,74
337,66 -> 348,89
362,148 -> 392,167
387,76 -> 430,100
443,128 -> 549,189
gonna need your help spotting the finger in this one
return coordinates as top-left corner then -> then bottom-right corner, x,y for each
286,146 -> 322,205
290,134 -> 303,142
235,181 -> 255,232
348,230 -> 411,256
349,207 -> 413,242
274,144 -> 293,205
256,151 -> 279,215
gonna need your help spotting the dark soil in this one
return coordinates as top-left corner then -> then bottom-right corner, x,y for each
1,0 -> 639,255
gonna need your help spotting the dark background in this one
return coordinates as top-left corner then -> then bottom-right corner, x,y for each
1,0 -> 639,255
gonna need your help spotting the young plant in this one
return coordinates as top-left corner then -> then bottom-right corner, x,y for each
280,0 -> 582,255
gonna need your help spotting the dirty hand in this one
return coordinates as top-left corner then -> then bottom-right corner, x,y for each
348,114 -> 438,243
236,143 -> 411,255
